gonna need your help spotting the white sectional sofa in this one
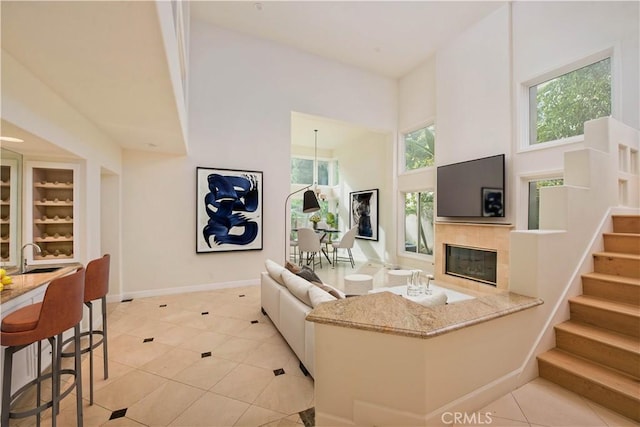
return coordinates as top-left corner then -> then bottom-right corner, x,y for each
260,259 -> 344,378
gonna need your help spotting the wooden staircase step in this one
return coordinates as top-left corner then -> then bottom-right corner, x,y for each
538,348 -> 640,422
593,252 -> 640,279
613,215 -> 640,234
582,272 -> 640,305
604,233 -> 640,255
555,321 -> 640,377
569,295 -> 640,338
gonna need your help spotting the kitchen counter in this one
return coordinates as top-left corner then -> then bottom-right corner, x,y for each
306,290 -> 543,338
1,264 -> 82,305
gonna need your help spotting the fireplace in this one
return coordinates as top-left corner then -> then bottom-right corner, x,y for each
445,245 -> 497,286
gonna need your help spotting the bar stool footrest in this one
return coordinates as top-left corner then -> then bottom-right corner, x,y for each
60,330 -> 105,358
7,372 -> 55,421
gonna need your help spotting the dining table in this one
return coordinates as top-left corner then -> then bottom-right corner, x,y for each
316,228 -> 340,265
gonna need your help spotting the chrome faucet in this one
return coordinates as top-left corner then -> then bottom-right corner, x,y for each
20,243 -> 42,273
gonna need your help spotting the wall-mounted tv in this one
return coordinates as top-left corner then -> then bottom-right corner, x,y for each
436,154 -> 505,218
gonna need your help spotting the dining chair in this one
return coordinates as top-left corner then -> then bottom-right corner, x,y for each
332,225 -> 358,268
297,227 -> 323,270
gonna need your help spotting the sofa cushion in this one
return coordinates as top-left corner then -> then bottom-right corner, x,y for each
281,269 -> 313,307
265,259 -> 286,286
311,281 -> 345,299
285,261 -> 322,284
308,285 -> 337,308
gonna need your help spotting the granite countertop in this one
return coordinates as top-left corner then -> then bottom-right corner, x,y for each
1,264 -> 83,305
306,291 -> 543,339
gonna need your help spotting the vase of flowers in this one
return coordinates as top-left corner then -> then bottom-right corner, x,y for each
309,213 -> 321,230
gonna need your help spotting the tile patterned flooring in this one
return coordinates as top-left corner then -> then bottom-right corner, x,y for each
7,260 -> 639,426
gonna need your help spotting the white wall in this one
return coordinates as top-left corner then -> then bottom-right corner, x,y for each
394,4 -> 512,270
512,1 -> 639,229
436,5 -> 512,168
397,58 -> 437,271
334,132 -> 394,264
120,21 -> 397,294
397,2 -> 639,236
1,50 -> 123,271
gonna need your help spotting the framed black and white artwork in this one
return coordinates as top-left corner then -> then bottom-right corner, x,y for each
482,187 -> 504,217
349,189 -> 379,241
196,167 -> 263,253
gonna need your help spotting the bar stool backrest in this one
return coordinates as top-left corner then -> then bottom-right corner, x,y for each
35,268 -> 85,344
84,254 -> 110,302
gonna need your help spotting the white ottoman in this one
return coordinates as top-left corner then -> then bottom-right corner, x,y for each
387,269 -> 412,286
344,274 -> 374,296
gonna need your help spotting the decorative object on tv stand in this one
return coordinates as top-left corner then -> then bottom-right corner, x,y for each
349,188 -> 379,241
196,167 -> 263,253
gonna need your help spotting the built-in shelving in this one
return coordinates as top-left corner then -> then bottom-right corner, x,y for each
0,159 -> 18,266
26,162 -> 79,264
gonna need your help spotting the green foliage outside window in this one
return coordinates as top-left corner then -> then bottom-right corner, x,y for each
405,191 -> 434,255
531,58 -> 611,144
405,125 -> 435,171
528,179 -> 564,230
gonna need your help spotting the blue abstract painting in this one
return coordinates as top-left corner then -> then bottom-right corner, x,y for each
196,167 -> 263,253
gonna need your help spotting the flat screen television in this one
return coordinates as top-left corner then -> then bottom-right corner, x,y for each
436,154 -> 505,218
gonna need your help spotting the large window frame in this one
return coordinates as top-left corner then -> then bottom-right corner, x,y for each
402,190 -> 435,258
527,177 -> 564,230
401,123 -> 436,174
520,49 -> 616,151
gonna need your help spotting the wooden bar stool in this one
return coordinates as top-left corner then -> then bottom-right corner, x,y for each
1,268 -> 85,427
61,254 -> 110,405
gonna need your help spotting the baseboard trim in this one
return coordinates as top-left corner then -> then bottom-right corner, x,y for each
107,278 -> 259,303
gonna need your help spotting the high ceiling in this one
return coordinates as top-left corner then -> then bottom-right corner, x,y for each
192,1 -> 504,79
1,1 -> 504,154
1,1 -> 185,154
192,1 -> 504,148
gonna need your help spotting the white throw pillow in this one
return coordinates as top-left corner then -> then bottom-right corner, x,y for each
413,290 -> 448,307
308,285 -> 337,308
265,259 -> 286,286
281,269 -> 313,307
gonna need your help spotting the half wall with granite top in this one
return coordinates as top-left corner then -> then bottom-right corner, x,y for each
307,291 -> 543,426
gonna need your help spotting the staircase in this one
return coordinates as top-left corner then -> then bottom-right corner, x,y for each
537,214 -> 640,422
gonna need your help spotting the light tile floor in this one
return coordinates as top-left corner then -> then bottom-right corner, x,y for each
7,259 -> 639,427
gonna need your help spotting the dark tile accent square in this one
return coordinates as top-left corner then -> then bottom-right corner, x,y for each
110,408 -> 127,420
121,298 -> 133,303
299,407 -> 314,427
251,320 -> 259,324
201,311 -> 209,315
239,294 -> 246,297
143,338 -> 154,343
201,351 -> 212,358
273,368 -> 285,376
159,304 -> 167,308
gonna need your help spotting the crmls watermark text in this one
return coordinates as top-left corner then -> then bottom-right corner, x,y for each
441,412 -> 493,424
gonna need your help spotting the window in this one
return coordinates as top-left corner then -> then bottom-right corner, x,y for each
529,57 -> 611,145
404,191 -> 434,255
528,178 -> 564,229
291,157 -> 337,186
291,158 -> 313,185
404,124 -> 435,171
317,160 -> 329,185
